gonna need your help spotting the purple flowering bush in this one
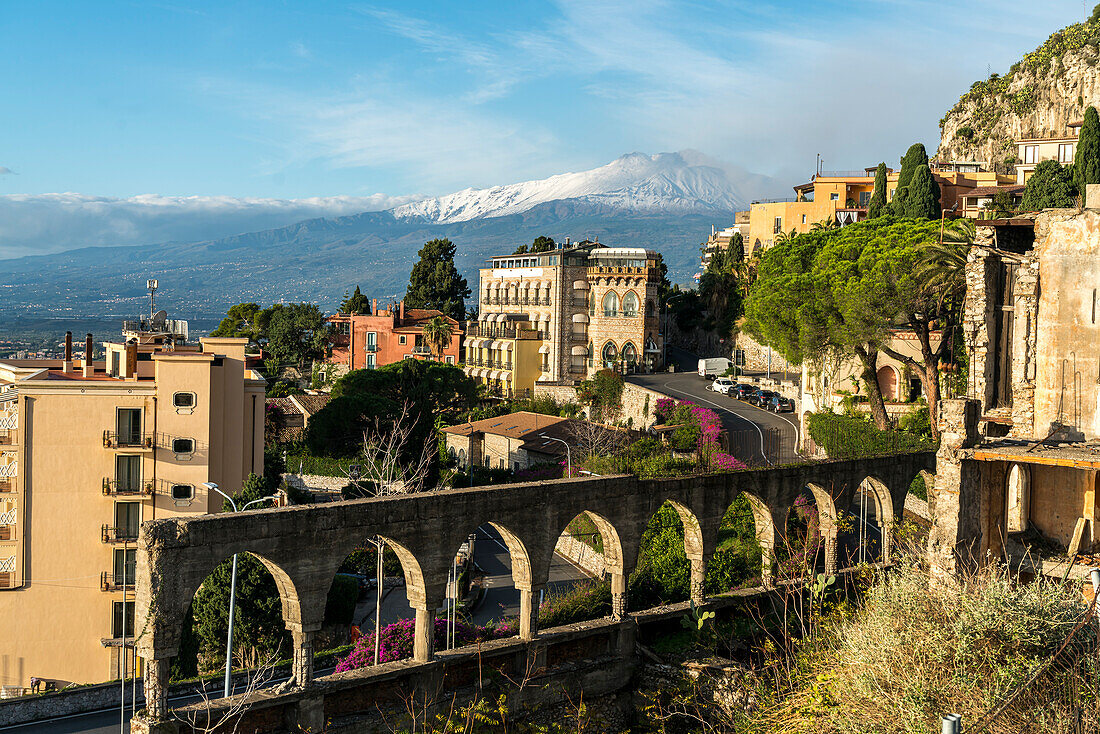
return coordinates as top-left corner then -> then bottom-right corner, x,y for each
334,617 -> 516,672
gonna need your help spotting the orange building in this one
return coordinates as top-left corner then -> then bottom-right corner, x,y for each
326,301 -> 462,372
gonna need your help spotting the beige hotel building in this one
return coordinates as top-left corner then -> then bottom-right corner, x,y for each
0,316 -> 264,690
465,242 -> 665,396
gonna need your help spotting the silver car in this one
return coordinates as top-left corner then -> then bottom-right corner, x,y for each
708,377 -> 736,395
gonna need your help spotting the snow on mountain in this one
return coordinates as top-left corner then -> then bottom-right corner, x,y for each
392,151 -> 746,223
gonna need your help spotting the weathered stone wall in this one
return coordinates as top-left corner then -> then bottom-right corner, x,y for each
733,333 -> 793,374
554,535 -> 607,578
533,381 -> 665,430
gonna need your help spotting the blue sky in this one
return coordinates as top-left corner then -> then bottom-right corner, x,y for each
0,0 -> 1088,255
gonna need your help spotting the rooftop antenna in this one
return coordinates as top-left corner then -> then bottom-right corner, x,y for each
146,279 -> 159,318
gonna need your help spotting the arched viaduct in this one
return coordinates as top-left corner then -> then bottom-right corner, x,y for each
134,453 -> 934,725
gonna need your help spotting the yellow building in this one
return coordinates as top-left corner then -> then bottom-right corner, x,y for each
1014,121 -> 1081,184
0,317 -> 265,690
746,164 -> 1014,254
466,242 -> 664,396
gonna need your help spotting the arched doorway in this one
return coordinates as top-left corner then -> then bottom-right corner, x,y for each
876,366 -> 899,401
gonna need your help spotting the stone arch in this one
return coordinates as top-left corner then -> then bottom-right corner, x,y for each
854,475 -> 895,564
552,510 -> 628,618
621,341 -> 638,366
740,492 -> 777,585
601,341 -> 618,366
805,482 -> 840,574
876,365 -> 901,401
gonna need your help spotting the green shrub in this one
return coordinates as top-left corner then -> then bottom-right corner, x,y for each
806,412 -> 935,459
539,580 -> 612,628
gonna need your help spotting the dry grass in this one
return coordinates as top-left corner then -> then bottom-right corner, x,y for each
751,561 -> 1098,734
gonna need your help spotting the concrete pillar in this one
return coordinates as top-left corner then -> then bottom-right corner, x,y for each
610,572 -> 629,620
144,656 -> 171,720
291,628 -> 315,687
519,586 -> 542,640
880,521 -> 894,566
413,606 -> 434,662
928,399 -> 983,584
822,528 -> 839,576
689,556 -> 706,605
760,543 -> 775,587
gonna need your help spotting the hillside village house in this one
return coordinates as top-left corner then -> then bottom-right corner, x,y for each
442,411 -> 579,471
1014,121 -> 1082,184
0,316 -> 264,691
326,301 -> 462,374
930,195 -> 1100,581
745,164 -> 1015,254
465,242 -> 664,397
699,214 -> 749,273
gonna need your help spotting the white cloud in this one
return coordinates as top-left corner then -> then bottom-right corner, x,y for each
0,192 -> 420,260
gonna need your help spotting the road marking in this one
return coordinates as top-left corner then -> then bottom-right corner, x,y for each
659,380 -> 771,466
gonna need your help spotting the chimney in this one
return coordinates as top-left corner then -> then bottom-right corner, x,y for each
63,331 -> 73,372
565,237 -> 571,246
124,340 -> 138,379
83,334 -> 94,377
372,298 -> 378,315
399,300 -> 405,325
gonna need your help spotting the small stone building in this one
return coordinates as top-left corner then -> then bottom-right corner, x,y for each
931,199 -> 1100,580
442,411 -> 582,471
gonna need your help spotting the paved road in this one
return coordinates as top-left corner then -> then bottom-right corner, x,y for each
630,346 -> 802,465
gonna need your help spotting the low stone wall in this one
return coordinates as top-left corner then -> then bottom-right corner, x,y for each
554,535 -> 608,579
734,333 -> 793,374
283,473 -> 346,492
533,382 -> 666,430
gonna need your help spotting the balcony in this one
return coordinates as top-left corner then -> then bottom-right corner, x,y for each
101,524 -> 139,544
102,478 -> 155,497
0,526 -> 11,542
411,345 -> 432,356
0,479 -> 12,494
365,344 -> 378,352
102,431 -> 153,450
100,571 -> 134,591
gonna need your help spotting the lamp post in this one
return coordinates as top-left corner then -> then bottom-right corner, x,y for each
202,482 -> 278,698
539,434 -> 572,478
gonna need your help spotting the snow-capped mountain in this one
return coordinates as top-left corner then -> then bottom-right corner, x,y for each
393,151 -> 750,223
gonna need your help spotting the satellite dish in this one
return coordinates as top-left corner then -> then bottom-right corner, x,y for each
151,310 -> 168,328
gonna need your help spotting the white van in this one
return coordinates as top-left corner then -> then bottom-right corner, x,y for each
698,357 -> 733,378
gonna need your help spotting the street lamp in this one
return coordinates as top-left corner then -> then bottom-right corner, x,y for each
539,434 -> 572,477
202,482 -> 280,698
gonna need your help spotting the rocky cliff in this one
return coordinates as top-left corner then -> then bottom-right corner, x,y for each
938,16 -> 1100,171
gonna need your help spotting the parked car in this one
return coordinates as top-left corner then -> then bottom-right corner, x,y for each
697,357 -> 733,378
767,395 -> 795,413
749,389 -> 778,407
708,377 -> 736,395
731,384 -> 757,400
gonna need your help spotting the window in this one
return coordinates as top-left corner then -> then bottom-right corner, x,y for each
115,502 -> 140,539
773,216 -> 782,234
801,214 -> 807,224
445,355 -> 454,364
116,408 -> 142,446
602,341 -> 618,366
829,192 -> 839,201
112,601 -> 135,639
172,392 -> 195,412
622,342 -> 637,365
115,455 -> 141,493
602,292 -> 619,318
366,332 -> 377,351
170,484 -> 194,501
859,191 -> 872,206
366,353 -> 376,369
171,438 -> 194,454
1059,143 -> 1075,163
1023,145 -> 1038,164
399,335 -> 407,345
622,292 -> 639,317
113,548 -> 136,587
588,291 -> 596,316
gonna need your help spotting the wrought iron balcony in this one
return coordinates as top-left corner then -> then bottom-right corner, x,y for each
102,430 -> 153,450
102,524 -> 139,544
100,571 -> 134,591
102,478 -> 155,497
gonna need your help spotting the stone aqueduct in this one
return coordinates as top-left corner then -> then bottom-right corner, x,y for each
134,453 -> 935,727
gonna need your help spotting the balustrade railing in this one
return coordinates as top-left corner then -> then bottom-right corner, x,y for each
102,430 -> 153,449
101,571 -> 134,591
102,478 -> 155,497
102,524 -> 139,543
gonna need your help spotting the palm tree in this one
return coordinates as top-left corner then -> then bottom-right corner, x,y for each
422,316 -> 454,360
810,217 -> 838,231
773,228 -> 800,245
917,218 -> 974,310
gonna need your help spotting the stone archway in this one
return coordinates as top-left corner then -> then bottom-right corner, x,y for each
876,365 -> 900,402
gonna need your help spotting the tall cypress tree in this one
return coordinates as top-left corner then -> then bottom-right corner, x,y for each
890,143 -> 930,215
1074,105 -> 1100,198
868,162 -> 888,218
404,238 -> 471,321
728,231 -> 745,262
902,164 -> 942,219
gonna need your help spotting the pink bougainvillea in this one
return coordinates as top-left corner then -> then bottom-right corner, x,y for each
335,617 -> 516,672
659,398 -> 748,473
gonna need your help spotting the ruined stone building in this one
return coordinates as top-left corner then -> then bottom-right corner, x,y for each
931,201 -> 1100,580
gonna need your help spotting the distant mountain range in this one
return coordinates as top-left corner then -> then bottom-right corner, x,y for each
0,151 -> 787,333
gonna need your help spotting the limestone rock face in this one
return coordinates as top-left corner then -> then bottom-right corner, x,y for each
938,35 -> 1100,171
